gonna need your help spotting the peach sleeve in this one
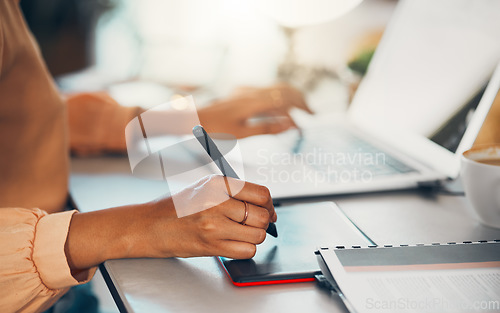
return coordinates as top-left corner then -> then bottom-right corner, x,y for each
0,208 -> 96,313
67,92 -> 144,156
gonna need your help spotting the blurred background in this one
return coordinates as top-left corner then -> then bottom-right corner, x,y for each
21,1 -> 397,312
22,0 -> 397,113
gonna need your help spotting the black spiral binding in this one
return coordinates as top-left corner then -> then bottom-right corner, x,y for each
320,239 -> 500,250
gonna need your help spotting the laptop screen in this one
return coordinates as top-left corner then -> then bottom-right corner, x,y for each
350,0 -> 500,138
348,0 -> 500,177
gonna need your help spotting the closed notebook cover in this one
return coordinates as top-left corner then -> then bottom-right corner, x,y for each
219,201 -> 372,286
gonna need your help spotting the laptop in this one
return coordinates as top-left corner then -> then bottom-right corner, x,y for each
236,0 -> 500,200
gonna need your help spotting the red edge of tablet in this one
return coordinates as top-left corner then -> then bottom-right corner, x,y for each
217,258 -> 315,287
232,277 -> 315,287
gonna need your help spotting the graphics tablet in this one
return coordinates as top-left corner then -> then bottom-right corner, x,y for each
218,201 -> 372,286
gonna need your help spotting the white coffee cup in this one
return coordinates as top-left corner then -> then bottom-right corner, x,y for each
461,145 -> 500,228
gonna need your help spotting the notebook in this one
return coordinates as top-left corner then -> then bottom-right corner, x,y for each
218,201 -> 372,286
316,241 -> 500,313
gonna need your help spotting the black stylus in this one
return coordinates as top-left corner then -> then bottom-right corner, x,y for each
193,125 -> 278,238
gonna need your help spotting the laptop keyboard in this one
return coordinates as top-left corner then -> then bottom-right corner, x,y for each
299,128 -> 417,180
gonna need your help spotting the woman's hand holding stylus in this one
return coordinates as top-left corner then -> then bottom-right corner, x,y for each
65,175 -> 276,271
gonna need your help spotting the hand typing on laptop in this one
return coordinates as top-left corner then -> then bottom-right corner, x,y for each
67,84 -> 312,156
198,83 -> 313,138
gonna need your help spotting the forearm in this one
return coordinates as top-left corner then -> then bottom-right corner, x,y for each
64,199 -> 175,270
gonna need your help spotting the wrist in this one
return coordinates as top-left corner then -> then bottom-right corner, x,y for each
113,200 -> 169,260
123,197 -> 180,259
65,200 -> 174,270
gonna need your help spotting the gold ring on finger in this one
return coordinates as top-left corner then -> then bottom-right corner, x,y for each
240,201 -> 249,225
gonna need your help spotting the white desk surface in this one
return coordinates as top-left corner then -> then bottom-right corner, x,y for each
70,157 -> 500,313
